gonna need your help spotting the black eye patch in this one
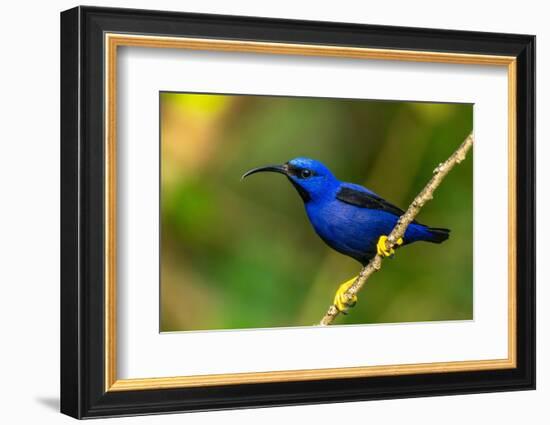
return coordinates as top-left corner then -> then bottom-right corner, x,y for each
286,164 -> 316,179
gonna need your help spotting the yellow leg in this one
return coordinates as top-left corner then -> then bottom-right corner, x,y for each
333,276 -> 358,313
376,235 -> 403,258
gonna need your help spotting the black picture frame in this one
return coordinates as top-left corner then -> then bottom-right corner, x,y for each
61,5 -> 535,419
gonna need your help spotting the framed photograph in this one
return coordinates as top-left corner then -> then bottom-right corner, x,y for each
60,6 -> 535,419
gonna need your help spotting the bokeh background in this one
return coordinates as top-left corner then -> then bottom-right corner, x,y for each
160,92 -> 473,332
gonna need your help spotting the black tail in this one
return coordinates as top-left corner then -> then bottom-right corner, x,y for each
426,227 -> 450,243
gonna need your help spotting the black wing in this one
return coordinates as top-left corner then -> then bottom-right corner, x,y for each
336,186 -> 416,222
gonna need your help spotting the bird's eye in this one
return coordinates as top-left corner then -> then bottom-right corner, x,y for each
300,169 -> 312,178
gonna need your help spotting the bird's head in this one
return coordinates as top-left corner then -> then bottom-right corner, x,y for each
242,157 -> 338,203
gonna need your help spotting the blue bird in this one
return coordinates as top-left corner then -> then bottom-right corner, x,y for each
242,157 -> 450,312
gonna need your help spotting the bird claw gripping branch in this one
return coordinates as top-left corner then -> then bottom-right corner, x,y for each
376,235 -> 404,258
333,276 -> 358,313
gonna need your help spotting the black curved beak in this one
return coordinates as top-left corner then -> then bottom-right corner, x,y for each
241,164 -> 288,180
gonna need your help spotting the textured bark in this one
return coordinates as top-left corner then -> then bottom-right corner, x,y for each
319,132 -> 474,326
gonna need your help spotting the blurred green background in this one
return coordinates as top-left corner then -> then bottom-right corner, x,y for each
160,92 -> 473,332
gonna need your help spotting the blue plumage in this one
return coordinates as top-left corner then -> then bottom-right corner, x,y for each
243,157 -> 449,265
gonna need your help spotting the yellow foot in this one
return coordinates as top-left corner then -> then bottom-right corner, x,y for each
376,235 -> 403,258
333,276 -> 358,313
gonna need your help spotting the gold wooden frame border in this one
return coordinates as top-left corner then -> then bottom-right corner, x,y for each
104,33 -> 518,392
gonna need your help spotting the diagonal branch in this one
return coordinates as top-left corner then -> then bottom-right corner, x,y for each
319,132 -> 474,326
